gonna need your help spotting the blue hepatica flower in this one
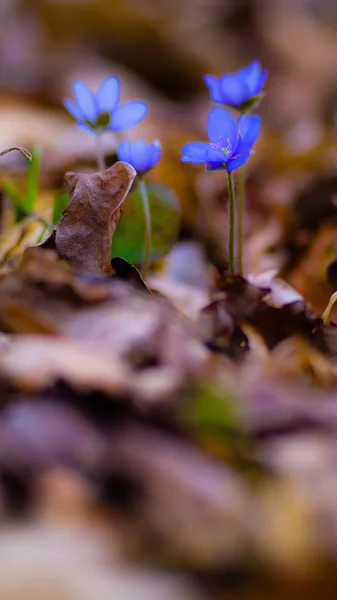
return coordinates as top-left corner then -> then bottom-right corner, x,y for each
181,106 -> 260,172
64,76 -> 148,134
117,139 -> 161,174
204,60 -> 267,110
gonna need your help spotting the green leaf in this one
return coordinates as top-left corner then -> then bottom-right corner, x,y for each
3,146 -> 41,223
2,179 -> 28,223
111,182 -> 180,264
2,179 -> 22,207
52,191 -> 70,225
24,146 -> 41,213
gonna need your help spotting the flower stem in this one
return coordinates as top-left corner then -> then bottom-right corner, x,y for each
138,177 -> 151,281
237,165 -> 244,276
227,171 -> 236,275
96,135 -> 106,172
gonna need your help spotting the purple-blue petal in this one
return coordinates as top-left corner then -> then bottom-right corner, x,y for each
180,155 -> 206,164
204,75 -> 223,103
96,76 -> 120,113
205,146 -> 227,164
109,100 -> 148,131
227,151 -> 251,172
236,114 -> 260,155
129,140 -> 151,172
207,107 -> 236,147
76,122 -> 96,135
242,61 -> 262,96
218,74 -> 250,106
73,81 -> 97,123
237,60 -> 259,81
63,99 -> 83,121
150,140 -> 161,166
257,69 -> 268,94
237,114 -> 251,139
116,139 -> 131,163
181,142 -> 210,163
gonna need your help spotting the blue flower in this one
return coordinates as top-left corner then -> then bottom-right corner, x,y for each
117,139 -> 161,174
181,106 -> 260,172
204,61 -> 267,110
64,76 -> 148,134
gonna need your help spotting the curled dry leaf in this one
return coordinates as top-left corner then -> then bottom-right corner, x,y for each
55,161 -> 136,275
200,274 -> 324,354
247,269 -> 303,307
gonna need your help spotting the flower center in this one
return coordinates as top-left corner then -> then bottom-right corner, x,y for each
210,136 -> 232,157
84,110 -> 111,131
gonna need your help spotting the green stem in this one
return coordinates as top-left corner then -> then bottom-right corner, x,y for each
138,177 -> 151,281
237,165 -> 244,276
96,135 -> 105,171
227,171 -> 236,275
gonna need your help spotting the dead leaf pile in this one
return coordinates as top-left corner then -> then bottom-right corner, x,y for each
2,163 -> 337,599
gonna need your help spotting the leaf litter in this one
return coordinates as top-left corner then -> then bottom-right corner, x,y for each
2,165 -> 337,599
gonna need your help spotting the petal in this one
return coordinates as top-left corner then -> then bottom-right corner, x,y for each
116,139 -> 131,163
96,76 -> 120,113
256,69 -> 268,94
110,101 -> 148,131
204,75 -> 223,103
150,140 -> 161,166
181,155 -> 206,164
63,98 -> 83,121
181,142 -> 209,162
238,60 -> 259,77
219,74 -> 250,106
243,61 -> 262,96
227,151 -> 251,172
207,107 -> 236,147
76,122 -> 96,135
237,114 -> 260,154
237,114 -> 250,138
129,140 -> 151,173
205,146 -> 228,163
73,81 -> 97,122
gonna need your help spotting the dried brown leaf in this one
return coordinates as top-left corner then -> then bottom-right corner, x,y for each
55,161 -> 136,275
21,248 -> 113,304
261,336 -> 337,386
0,335 -> 128,395
0,303 -> 57,335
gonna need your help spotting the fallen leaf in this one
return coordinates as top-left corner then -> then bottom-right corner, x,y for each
0,303 -> 57,335
21,247 -> 113,304
0,335 -> 128,395
108,424 -> 250,568
55,161 -> 136,275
